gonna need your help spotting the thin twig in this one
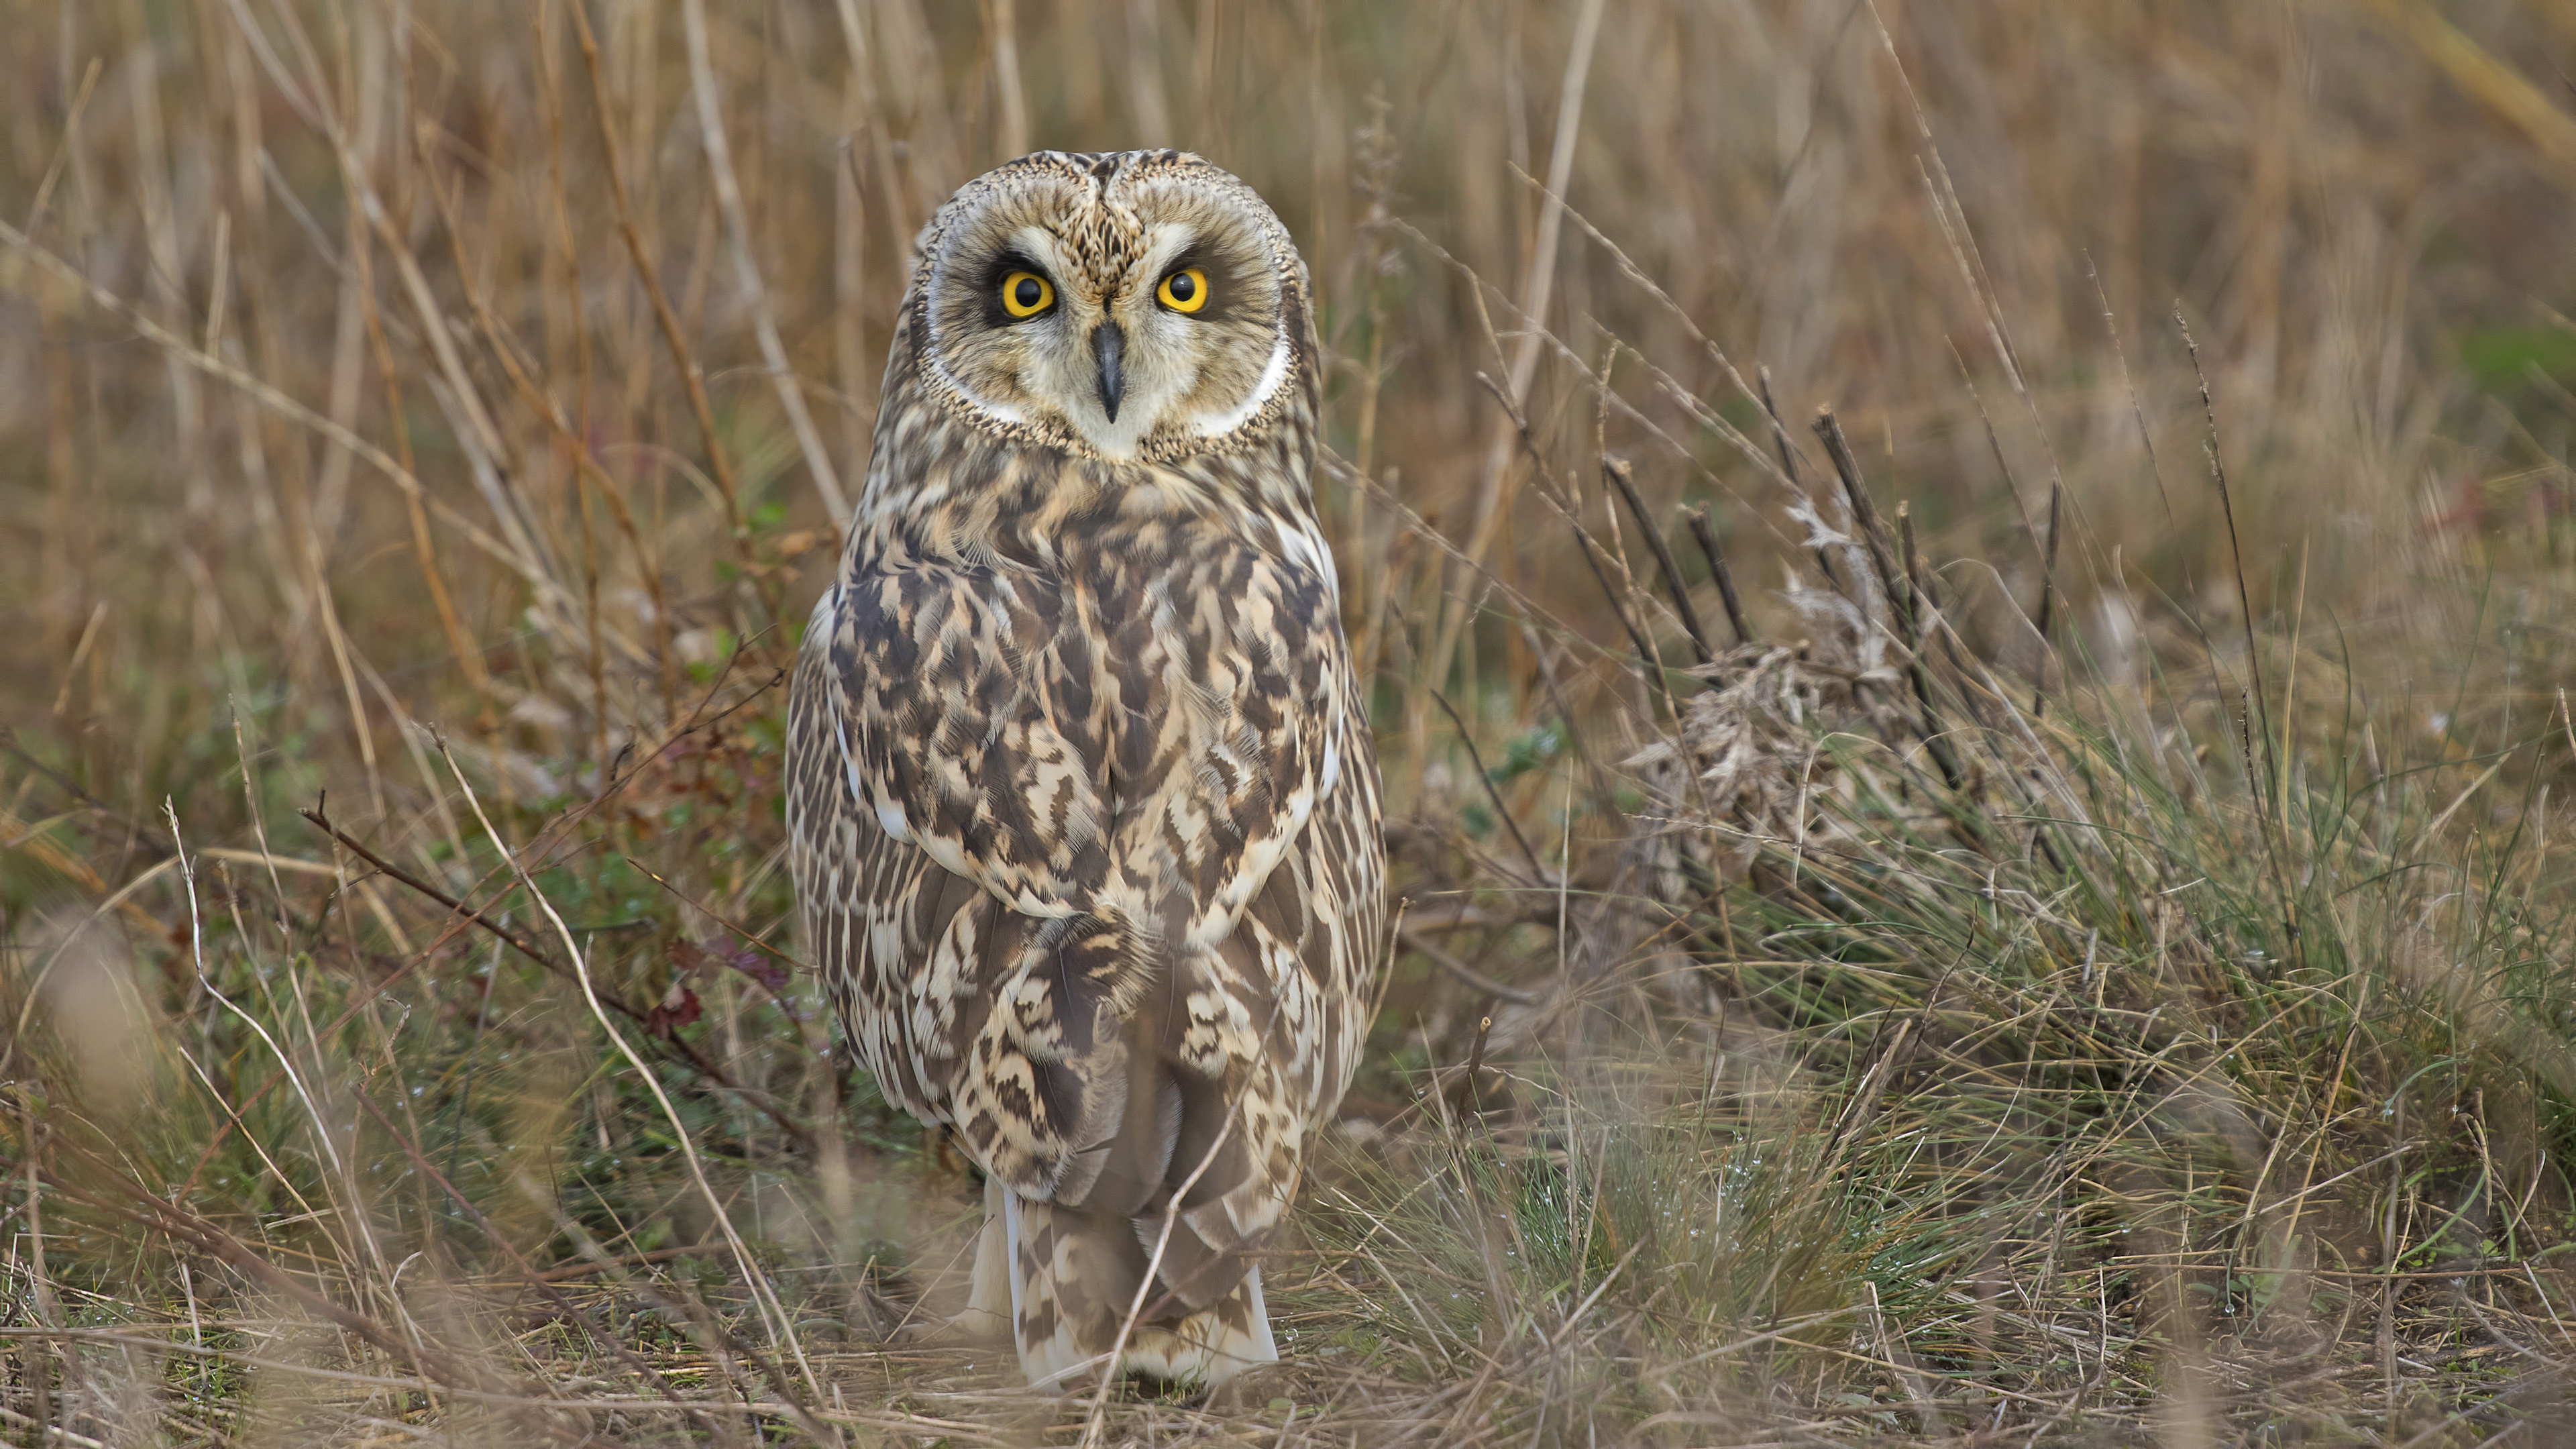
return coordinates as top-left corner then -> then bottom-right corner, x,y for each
1603,458 -> 1713,666
1684,505 -> 1755,647
1401,927 -> 1544,1007
299,798 -> 814,1157
1761,366 -> 1846,593
1426,688 -> 1552,889
1814,409 -> 1963,791
2177,306 -> 2298,956
1472,371 -> 1674,717
2032,478 -> 2065,717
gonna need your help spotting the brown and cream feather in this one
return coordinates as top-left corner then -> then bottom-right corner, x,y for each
786,150 -> 1383,1388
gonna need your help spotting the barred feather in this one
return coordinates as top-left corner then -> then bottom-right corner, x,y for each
786,151 -> 1383,1389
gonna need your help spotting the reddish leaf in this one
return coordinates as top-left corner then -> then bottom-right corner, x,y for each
730,949 -> 790,998
674,935 -> 792,1000
670,938 -> 720,977
647,983 -> 702,1037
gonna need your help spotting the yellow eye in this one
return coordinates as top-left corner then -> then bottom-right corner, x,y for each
1157,267 -> 1210,314
1000,270 -> 1054,319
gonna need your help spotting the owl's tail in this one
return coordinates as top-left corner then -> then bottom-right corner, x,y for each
972,1188 -> 1278,1391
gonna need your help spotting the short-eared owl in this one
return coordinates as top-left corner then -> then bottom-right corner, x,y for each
787,150 -> 1384,1389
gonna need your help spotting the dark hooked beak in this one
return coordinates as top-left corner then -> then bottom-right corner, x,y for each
1091,322 -> 1126,423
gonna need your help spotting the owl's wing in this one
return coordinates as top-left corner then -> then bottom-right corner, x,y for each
794,533 -> 1350,1224
815,561 -> 1115,919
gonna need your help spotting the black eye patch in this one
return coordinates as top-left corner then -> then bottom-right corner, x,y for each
979,250 -> 1055,327
1156,243 -> 1240,323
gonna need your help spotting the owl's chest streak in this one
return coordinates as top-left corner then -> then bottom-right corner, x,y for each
843,523 -> 1297,910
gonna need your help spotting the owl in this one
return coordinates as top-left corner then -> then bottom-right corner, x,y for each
786,150 -> 1385,1390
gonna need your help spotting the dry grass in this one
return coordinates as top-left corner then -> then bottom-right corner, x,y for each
6,0 -> 2576,1443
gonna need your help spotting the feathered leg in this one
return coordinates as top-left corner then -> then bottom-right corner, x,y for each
957,1174 -> 1012,1339
1004,1191 -> 1280,1392
1116,1261 -> 1277,1385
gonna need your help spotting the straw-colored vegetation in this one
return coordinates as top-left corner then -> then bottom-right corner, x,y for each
6,1 -> 2576,1442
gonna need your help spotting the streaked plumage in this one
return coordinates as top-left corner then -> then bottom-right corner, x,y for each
786,150 -> 1383,1389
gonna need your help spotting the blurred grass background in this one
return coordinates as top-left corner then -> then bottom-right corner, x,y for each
5,0 -> 2576,1443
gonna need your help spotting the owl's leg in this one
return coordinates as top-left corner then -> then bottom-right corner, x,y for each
1006,1193 -> 1101,1392
1006,1191 -> 1283,1393
1116,1263 -> 1280,1387
955,1173 -> 1012,1340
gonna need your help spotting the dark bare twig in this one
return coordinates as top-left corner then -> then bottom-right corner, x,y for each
1758,366 -> 1847,594
2032,478 -> 2064,718
1602,458 -> 1712,666
1813,409 -> 1909,640
1814,409 -> 1964,792
1896,504 -> 1930,634
166,664 -> 790,1200
303,802 -> 564,975
1450,1011 -> 1499,1114
621,855 -> 813,977
301,799 -> 816,1158
1686,505 -> 1754,647
1472,370 -> 1675,717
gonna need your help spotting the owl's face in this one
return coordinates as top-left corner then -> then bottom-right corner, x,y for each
907,151 -> 1309,464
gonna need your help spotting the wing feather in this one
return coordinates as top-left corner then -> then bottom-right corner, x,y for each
789,525 -> 1356,1212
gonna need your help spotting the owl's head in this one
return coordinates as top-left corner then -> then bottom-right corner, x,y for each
902,150 -> 1311,464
